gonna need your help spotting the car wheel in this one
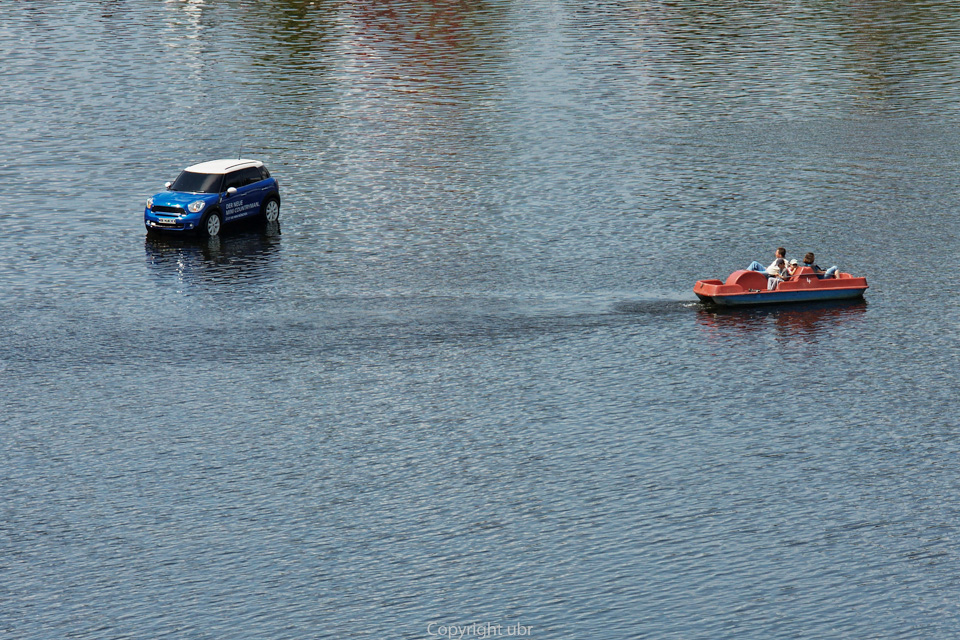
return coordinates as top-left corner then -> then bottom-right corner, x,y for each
202,212 -> 222,237
262,197 -> 280,223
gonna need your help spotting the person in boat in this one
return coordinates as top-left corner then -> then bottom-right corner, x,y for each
802,252 -> 838,279
747,247 -> 787,276
766,257 -> 799,290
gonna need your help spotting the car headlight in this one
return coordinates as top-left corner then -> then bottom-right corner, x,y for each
188,200 -> 206,213
146,197 -> 153,209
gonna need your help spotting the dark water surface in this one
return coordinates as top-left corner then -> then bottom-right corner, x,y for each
3,1 -> 960,638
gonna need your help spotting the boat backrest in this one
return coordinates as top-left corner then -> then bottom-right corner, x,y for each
724,269 -> 769,290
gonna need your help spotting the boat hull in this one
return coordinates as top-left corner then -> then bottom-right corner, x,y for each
694,268 -> 868,307
696,286 -> 866,307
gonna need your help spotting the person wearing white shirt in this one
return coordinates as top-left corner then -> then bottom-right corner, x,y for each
747,247 -> 786,276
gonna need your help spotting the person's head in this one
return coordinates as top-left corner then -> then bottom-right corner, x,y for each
776,247 -> 786,258
804,252 -> 815,264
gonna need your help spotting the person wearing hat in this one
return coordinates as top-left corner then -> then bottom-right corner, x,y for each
764,254 -> 799,290
766,258 -> 800,289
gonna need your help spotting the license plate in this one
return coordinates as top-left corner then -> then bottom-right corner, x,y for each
156,218 -> 179,225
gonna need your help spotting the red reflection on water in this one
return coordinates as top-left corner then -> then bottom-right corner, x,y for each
352,1 -> 468,46
696,300 -> 868,341
346,1 -> 492,73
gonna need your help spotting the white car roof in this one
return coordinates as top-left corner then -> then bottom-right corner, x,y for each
184,158 -> 264,174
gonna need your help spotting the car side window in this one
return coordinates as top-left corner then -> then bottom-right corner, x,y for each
223,171 -> 244,191
240,167 -> 263,186
259,166 -> 271,180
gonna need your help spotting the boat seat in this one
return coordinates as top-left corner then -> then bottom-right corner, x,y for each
786,266 -> 816,280
725,269 -> 769,291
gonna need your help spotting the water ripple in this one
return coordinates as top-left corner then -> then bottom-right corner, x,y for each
3,1 -> 960,639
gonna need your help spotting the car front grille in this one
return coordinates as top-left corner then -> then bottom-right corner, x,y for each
153,205 -> 186,215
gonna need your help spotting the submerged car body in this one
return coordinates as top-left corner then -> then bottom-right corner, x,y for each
695,267 -> 868,306
144,159 -> 280,236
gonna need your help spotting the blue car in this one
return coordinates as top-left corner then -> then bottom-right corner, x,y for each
145,159 -> 280,236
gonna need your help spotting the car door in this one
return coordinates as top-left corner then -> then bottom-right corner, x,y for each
220,170 -> 247,222
237,167 -> 267,219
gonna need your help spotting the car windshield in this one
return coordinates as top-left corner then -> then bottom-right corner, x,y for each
170,171 -> 223,193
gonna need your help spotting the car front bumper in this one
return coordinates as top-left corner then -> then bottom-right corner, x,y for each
144,208 -> 201,231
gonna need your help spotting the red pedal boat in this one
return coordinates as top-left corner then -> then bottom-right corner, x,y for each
695,267 -> 868,306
